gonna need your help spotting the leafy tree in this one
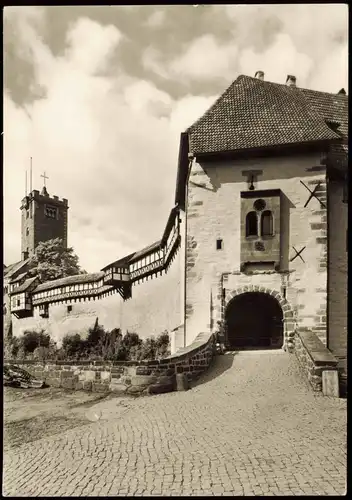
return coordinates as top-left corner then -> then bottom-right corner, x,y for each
28,238 -> 86,283
62,333 -> 86,358
86,318 -> 105,348
122,332 -> 142,350
139,337 -> 157,360
155,331 -> 171,359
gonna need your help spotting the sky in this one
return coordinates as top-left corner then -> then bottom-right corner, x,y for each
3,4 -> 348,271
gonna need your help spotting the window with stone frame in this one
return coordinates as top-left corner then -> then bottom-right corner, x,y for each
241,190 -> 283,271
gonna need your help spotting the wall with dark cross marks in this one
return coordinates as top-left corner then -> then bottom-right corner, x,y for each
184,150 -> 328,347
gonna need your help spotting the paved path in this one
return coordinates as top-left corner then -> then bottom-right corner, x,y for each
3,350 -> 346,496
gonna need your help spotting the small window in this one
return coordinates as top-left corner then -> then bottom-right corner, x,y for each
26,227 -> 29,236
67,305 -> 72,313
41,303 -> 49,318
261,210 -> 274,236
246,211 -> 258,237
17,299 -> 21,307
3,304 -> 7,315
216,239 -> 223,250
26,210 -> 29,219
45,205 -> 58,219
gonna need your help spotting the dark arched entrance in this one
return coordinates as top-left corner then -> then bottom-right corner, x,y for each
225,292 -> 284,349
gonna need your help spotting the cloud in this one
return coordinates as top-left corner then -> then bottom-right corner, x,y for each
170,34 -> 239,81
65,17 -> 122,75
142,46 -> 170,79
143,4 -> 348,92
4,5 -> 348,271
145,9 -> 165,28
4,12 -> 215,271
239,33 -> 313,87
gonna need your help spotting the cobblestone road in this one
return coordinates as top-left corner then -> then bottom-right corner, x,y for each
3,350 -> 347,496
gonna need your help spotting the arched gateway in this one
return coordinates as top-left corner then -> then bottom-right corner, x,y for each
225,290 -> 291,350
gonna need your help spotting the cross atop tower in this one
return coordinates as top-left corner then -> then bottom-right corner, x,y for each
40,171 -> 49,187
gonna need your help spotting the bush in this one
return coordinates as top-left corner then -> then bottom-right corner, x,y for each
122,332 -> 142,349
86,318 -> 106,349
120,331 -> 170,361
139,337 -> 157,360
5,322 -> 171,363
4,335 -> 19,359
62,333 -> 86,358
21,329 -> 50,353
4,329 -> 54,360
155,331 -> 171,359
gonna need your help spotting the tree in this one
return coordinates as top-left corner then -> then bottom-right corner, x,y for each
28,238 -> 86,283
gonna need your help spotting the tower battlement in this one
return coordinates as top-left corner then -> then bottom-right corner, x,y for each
21,190 -> 69,209
20,186 -> 69,260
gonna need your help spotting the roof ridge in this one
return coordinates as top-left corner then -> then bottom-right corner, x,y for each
186,75 -> 245,133
187,73 -> 346,155
243,75 -> 348,97
186,73 -> 347,138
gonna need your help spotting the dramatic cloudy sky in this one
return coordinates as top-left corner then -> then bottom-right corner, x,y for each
4,4 -> 348,271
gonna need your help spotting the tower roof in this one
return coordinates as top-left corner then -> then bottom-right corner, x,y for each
187,75 -> 348,155
175,74 -> 348,207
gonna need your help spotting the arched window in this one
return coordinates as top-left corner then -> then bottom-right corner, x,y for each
261,210 -> 274,236
246,211 -> 258,237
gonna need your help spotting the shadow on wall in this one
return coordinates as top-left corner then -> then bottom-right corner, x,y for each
192,352 -> 237,389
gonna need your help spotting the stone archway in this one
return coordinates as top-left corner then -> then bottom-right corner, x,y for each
223,286 -> 296,350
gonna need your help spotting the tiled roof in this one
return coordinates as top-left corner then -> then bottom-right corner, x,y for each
10,272 -> 28,284
188,75 -> 347,155
4,259 -> 29,279
131,240 -> 161,262
33,272 -> 105,293
300,88 -> 348,138
10,276 -> 39,294
102,241 -> 162,271
101,252 -> 135,271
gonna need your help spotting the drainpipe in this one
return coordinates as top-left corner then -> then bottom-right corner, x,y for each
219,272 -> 227,347
184,154 -> 194,348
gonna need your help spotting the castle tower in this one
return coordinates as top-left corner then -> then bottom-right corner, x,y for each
20,177 -> 69,260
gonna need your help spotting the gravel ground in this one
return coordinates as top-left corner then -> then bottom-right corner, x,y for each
4,386 -> 124,451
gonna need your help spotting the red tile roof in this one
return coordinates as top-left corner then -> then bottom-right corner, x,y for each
188,75 -> 347,155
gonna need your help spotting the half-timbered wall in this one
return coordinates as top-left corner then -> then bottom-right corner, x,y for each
11,212 -> 184,346
11,243 -> 183,346
11,293 -> 27,311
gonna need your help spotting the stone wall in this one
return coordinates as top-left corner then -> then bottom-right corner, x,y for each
293,328 -> 338,393
4,331 -> 216,395
327,179 -> 347,384
185,151 -> 328,346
